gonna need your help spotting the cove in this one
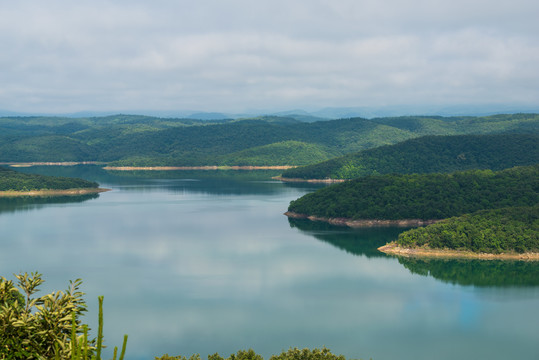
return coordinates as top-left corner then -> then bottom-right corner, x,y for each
2,166 -> 539,360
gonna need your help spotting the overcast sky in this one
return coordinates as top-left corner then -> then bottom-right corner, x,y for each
1,0 -> 538,115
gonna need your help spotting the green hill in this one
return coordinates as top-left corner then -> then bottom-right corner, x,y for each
370,113 -> 539,135
215,141 -> 340,166
280,133 -> 539,180
0,166 -> 99,191
1,113 -> 537,166
396,205 -> 539,254
287,165 -> 539,220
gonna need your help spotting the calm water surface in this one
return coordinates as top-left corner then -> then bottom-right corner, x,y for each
2,166 -> 539,360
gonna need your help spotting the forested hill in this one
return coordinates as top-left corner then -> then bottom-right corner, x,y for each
0,166 -> 99,191
287,165 -> 539,221
0,113 -> 537,166
395,205 -> 539,254
280,133 -> 539,180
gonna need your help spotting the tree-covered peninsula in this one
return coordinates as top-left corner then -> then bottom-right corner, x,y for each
0,166 -> 102,195
280,133 -> 539,180
286,165 -> 539,222
380,205 -> 539,257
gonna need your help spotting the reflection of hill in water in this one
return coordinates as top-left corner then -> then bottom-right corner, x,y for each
399,257 -> 539,287
16,166 -> 323,196
0,194 -> 99,215
288,218 -> 406,258
290,217 -> 539,287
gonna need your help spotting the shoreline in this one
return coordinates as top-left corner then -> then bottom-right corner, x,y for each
274,176 -> 346,183
378,242 -> 539,261
1,161 -> 104,167
284,211 -> 441,228
103,165 -> 295,171
0,188 -> 111,197
0,163 -> 296,171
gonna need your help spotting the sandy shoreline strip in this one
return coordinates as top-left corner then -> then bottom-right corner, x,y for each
103,165 -> 295,171
0,163 -> 295,171
284,211 -> 441,227
377,242 -> 539,260
0,188 -> 111,197
1,162 -> 104,167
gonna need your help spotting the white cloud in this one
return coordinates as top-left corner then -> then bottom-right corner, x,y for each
1,0 -> 538,113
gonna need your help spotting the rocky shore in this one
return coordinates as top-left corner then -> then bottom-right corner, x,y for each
378,242 -> 539,260
284,211 -> 441,227
274,176 -> 346,183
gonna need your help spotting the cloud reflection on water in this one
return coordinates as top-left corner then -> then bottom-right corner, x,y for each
1,169 -> 538,360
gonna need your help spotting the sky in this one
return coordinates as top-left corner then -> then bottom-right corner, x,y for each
1,0 -> 539,115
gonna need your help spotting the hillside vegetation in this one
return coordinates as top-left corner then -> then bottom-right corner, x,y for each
287,165 -> 539,220
0,113 -> 537,166
396,205 -> 539,254
0,166 -> 98,191
280,133 -> 539,180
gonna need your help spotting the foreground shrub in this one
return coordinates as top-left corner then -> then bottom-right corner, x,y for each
0,272 -> 127,360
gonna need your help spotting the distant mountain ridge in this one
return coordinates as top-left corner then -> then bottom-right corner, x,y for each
0,113 -> 537,166
3,104 -> 539,120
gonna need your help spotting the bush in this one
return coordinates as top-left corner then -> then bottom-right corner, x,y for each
0,272 -> 127,360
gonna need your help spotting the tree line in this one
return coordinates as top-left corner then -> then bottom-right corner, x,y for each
287,165 -> 539,220
396,205 -> 539,254
281,133 -> 539,180
0,167 -> 98,191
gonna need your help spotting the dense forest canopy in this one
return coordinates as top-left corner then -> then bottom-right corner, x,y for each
280,133 -> 539,179
396,205 -> 539,254
287,165 -> 539,220
0,113 -> 537,166
0,166 -> 99,191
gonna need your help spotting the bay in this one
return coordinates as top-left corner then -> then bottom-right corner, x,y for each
2,166 -> 538,360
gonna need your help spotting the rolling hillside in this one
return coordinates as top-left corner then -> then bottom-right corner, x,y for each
280,133 -> 539,180
287,165 -> 539,221
1,113 -> 537,166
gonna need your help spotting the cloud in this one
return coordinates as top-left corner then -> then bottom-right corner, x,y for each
1,0 -> 538,113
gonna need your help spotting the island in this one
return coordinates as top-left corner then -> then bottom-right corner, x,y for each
0,166 -> 109,196
286,165 -> 539,259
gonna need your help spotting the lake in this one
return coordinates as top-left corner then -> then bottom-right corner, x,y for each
2,166 -> 539,360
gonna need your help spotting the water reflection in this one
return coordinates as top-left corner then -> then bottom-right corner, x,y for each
290,217 -> 539,288
0,194 -> 99,215
288,218 -> 407,258
398,257 -> 539,287
15,166 -> 323,196
2,167 -> 539,360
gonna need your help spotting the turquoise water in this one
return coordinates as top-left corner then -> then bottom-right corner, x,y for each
2,166 -> 538,360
